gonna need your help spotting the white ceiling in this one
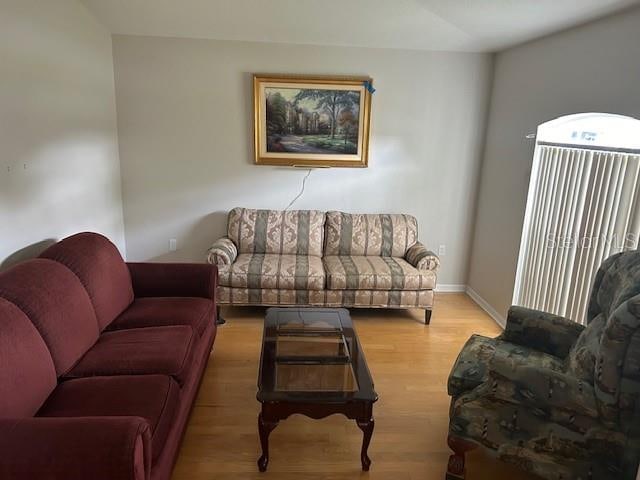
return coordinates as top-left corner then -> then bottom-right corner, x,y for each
80,0 -> 639,52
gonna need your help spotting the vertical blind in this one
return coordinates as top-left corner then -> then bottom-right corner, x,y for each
513,144 -> 640,324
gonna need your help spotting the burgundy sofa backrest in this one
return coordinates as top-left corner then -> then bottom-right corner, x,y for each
0,259 -> 99,376
0,298 -> 57,417
40,232 -> 134,331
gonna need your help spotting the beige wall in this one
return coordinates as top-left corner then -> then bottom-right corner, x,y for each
468,7 -> 640,319
112,35 -> 492,286
0,0 -> 126,267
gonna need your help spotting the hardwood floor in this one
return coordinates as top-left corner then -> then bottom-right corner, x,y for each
172,293 -> 537,480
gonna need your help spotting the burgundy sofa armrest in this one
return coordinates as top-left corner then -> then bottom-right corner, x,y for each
0,416 -> 151,480
127,262 -> 218,300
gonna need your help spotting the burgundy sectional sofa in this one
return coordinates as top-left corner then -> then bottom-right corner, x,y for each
0,232 -> 218,480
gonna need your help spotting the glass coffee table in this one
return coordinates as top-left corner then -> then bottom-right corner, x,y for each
257,307 -> 378,472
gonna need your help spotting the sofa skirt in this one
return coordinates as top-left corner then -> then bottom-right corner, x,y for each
218,286 -> 433,309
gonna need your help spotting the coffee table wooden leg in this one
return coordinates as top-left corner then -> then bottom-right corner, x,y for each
257,412 -> 278,472
357,417 -> 374,471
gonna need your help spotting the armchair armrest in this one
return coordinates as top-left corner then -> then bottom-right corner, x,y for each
207,237 -> 238,266
127,262 -> 217,300
405,242 -> 440,271
0,416 -> 151,480
500,306 -> 585,359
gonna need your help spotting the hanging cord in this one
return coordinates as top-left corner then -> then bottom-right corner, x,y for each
284,169 -> 312,211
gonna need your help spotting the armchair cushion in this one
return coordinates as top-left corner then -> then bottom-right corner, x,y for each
487,360 -> 598,419
0,416 -> 151,480
482,338 -> 599,419
405,242 -> 440,271
127,262 -> 217,300
448,334 -> 565,398
500,306 -> 585,359
38,375 -> 178,464
207,237 -> 237,266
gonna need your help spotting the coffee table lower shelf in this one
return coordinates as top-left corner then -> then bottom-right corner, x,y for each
257,400 -> 375,472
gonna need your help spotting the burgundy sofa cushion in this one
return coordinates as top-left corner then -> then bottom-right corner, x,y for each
0,416 -> 151,480
108,297 -> 214,337
64,326 -> 196,386
38,375 -> 179,463
40,232 -> 134,331
0,298 -> 57,417
0,259 -> 99,376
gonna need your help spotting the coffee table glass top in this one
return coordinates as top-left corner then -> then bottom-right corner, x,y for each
258,308 -> 377,402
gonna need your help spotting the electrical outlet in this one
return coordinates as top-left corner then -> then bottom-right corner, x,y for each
169,238 -> 177,252
438,244 -> 446,256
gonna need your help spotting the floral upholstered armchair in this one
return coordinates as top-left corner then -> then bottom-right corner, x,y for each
446,251 -> 640,480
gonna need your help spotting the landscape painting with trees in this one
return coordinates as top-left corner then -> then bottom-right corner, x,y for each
265,88 -> 360,154
254,76 -> 372,167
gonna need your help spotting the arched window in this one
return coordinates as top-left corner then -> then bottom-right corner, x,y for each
513,113 -> 640,324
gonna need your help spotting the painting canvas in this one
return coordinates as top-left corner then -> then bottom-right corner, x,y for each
254,75 -> 372,167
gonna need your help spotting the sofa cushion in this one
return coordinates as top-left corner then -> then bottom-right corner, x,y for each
40,232 -> 134,331
323,255 -> 435,291
227,208 -> 326,257
219,253 -> 326,291
0,259 -> 99,376
0,298 -> 57,417
38,375 -> 179,463
64,326 -> 196,386
218,286 -> 434,308
108,297 -> 214,338
324,212 -> 418,257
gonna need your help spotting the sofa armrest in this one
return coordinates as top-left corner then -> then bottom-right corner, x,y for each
127,262 -> 217,300
206,237 -> 238,266
0,416 -> 151,480
499,306 -> 585,359
405,242 -> 440,271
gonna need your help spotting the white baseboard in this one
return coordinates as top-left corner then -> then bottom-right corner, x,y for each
434,284 -> 506,329
434,284 -> 466,293
465,286 -> 506,329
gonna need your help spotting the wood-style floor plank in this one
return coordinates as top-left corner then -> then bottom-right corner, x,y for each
172,293 -> 537,480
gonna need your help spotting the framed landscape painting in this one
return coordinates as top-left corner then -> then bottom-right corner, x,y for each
254,75 -> 372,167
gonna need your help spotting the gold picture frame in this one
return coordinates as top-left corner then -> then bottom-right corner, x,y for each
254,74 -> 372,168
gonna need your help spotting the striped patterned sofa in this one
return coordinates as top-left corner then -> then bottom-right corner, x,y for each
207,208 -> 440,323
